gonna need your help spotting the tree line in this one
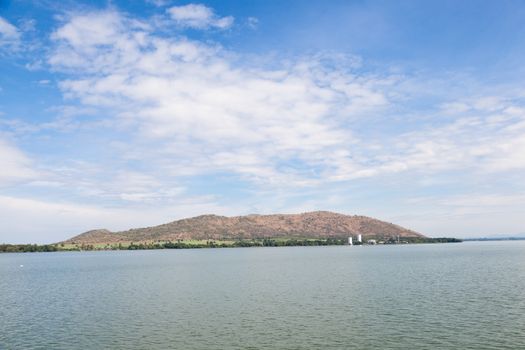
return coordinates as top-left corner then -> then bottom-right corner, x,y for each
0,237 -> 461,253
0,244 -> 59,253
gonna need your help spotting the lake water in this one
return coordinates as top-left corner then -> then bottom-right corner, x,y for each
1,241 -> 524,349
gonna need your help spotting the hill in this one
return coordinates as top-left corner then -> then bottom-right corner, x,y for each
64,211 -> 424,244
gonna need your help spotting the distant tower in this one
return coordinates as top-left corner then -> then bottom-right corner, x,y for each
357,234 -> 362,243
348,237 -> 353,245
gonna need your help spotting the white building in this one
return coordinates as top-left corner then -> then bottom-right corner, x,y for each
348,237 -> 353,245
357,234 -> 362,243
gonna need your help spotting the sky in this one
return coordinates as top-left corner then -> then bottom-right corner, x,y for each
1,0 -> 525,243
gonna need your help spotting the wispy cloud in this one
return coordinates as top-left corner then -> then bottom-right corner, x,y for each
0,137 -> 37,185
48,9 -> 389,188
0,16 -> 20,47
167,3 -> 234,29
43,8 -> 525,196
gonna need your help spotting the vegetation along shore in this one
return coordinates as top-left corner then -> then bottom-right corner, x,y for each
0,237 -> 462,253
1,211 -> 463,253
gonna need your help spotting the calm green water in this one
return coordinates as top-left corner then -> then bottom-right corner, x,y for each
1,242 -> 524,349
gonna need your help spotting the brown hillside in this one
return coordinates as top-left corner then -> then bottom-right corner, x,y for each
64,211 -> 424,244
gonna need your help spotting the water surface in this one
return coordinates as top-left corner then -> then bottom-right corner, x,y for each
1,241 -> 524,349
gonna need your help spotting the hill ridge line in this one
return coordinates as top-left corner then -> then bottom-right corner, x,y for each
64,211 -> 424,244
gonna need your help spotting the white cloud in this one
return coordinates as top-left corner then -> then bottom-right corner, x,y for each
45,9 -> 525,191
0,16 -> 20,46
167,4 -> 234,29
406,103 -> 525,174
325,92 -> 525,181
48,10 -> 389,187
0,137 -> 37,185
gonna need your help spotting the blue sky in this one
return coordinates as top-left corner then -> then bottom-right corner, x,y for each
1,0 -> 525,243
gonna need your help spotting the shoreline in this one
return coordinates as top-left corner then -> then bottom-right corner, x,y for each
1,237 -> 462,253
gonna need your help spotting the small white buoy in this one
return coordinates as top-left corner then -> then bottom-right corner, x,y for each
20,265 -> 24,268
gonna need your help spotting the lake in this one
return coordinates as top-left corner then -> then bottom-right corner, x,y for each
1,241 -> 524,349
